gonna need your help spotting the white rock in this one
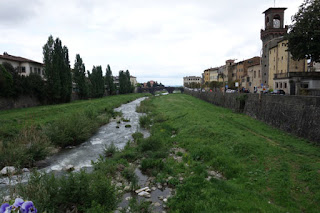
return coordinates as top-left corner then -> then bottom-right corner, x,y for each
125,196 -> 132,201
158,196 -> 164,200
163,198 -> 168,203
153,202 -> 161,207
116,182 -> 123,188
151,187 -> 157,191
135,187 -> 149,194
179,177 -> 184,181
124,186 -> 131,191
22,168 -> 30,173
138,191 -> 150,197
1,166 -> 15,175
65,165 -> 74,172
3,195 -> 11,202
157,184 -> 162,189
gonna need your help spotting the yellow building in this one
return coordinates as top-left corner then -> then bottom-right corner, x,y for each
268,39 -> 307,91
204,69 -> 210,84
248,64 -> 262,92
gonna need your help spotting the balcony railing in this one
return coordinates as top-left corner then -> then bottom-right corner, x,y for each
274,72 -> 320,79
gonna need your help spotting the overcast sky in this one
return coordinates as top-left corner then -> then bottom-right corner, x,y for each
0,0 -> 303,86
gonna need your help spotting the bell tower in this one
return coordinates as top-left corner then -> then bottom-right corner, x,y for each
260,8 -> 287,88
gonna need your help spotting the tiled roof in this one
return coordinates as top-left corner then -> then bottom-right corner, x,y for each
0,52 -> 43,65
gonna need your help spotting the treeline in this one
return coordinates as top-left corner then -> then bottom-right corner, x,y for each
0,35 -> 134,103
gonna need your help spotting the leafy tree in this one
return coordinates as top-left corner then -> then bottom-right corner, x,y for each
74,54 -> 88,99
0,64 -> 14,97
105,65 -> 116,95
89,66 -> 105,98
147,82 -> 151,88
287,0 -> 320,62
25,73 -> 46,102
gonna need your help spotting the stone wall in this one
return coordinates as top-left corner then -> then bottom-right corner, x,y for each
0,95 -> 41,111
185,90 -> 320,144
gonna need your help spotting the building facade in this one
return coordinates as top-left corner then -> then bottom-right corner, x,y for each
0,52 -> 44,78
248,63 -> 262,92
183,76 -> 202,87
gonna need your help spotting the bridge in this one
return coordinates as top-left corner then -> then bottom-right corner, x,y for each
137,86 -> 184,95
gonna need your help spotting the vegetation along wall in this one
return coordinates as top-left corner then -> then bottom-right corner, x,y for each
185,90 -> 320,144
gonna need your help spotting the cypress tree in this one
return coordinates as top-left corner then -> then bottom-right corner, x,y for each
74,54 -> 88,99
105,64 -> 115,95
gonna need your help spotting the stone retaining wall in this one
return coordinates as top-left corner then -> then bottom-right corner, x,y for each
185,90 -> 320,144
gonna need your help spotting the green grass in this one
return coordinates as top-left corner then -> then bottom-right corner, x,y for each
0,93 -> 146,141
11,93 -> 320,212
141,94 -> 320,212
0,94 -> 147,167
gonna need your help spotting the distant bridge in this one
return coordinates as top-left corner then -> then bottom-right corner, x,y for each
137,86 -> 184,95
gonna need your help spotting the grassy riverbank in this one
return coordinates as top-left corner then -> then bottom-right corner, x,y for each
140,94 -> 320,212
7,93 -> 320,212
0,93 -> 147,168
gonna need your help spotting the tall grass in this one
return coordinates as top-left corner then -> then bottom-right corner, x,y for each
18,170 -> 117,212
0,126 -> 52,168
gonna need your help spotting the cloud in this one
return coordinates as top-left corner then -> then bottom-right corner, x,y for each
0,0 -> 41,26
0,0 -> 303,85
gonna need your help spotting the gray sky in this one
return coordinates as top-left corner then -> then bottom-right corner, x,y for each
0,0 -> 303,86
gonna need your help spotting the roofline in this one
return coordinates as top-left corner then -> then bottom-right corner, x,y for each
0,54 -> 43,65
263,7 -> 287,14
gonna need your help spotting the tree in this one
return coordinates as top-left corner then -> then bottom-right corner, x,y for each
89,66 -> 105,98
43,35 -> 60,102
43,35 -> 72,103
119,70 -> 133,94
0,64 -> 13,97
287,0 -> 320,62
74,54 -> 88,99
105,65 -> 116,95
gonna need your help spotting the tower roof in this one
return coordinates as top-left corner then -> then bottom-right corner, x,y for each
263,7 -> 287,14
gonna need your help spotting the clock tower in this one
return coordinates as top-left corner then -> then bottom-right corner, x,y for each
260,8 -> 288,88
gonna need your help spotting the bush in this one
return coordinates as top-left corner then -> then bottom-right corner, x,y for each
104,142 -> 117,157
0,126 -> 52,168
139,115 -> 151,129
18,170 -> 117,212
0,64 -> 14,97
45,112 -> 98,148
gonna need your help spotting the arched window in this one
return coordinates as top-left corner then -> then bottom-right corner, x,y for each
273,14 -> 281,28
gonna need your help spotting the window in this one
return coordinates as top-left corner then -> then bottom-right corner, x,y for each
258,70 -> 261,77
276,82 -> 278,88
281,56 -> 283,60
284,83 -> 287,88
247,77 -> 250,82
38,68 -> 41,75
21,67 -> 26,73
280,82 -> 282,88
254,71 -> 256,78
30,67 -> 33,73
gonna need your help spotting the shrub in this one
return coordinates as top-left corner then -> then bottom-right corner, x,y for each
18,170 -> 117,212
0,126 -> 52,168
45,112 -> 97,148
139,115 -> 151,129
104,142 -> 117,157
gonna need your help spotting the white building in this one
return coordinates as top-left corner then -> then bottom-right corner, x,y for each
183,76 -> 202,87
0,52 -> 44,78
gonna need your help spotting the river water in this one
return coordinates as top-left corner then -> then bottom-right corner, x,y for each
0,97 -> 149,194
